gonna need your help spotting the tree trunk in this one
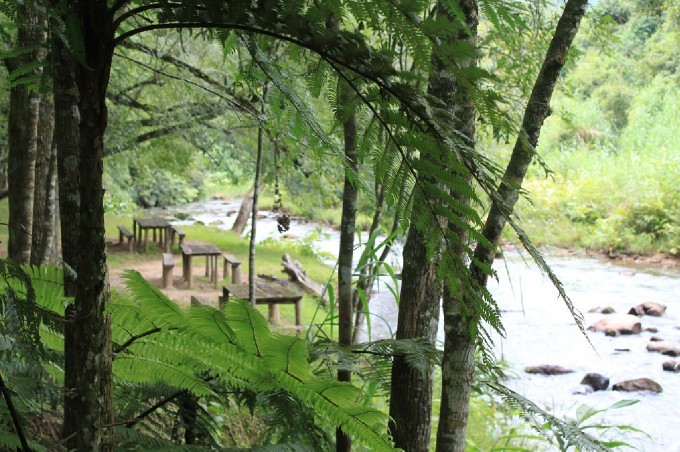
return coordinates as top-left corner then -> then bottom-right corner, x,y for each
53,34 -> 81,447
435,0 -> 479,449
58,2 -> 116,450
388,218 -> 442,451
336,77 -> 358,452
249,83 -> 268,305
5,5 -> 45,264
53,38 -> 80,297
30,93 -> 57,265
472,0 -> 588,288
231,189 -> 254,235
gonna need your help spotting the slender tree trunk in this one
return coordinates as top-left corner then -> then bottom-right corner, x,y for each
388,218 -> 442,451
472,0 -> 588,288
436,1 -> 588,449
336,77 -> 358,452
31,93 -> 56,265
53,32 -> 81,448
58,2 -> 116,449
249,83 -> 268,305
5,5 -> 45,264
231,189 -> 254,235
435,0 -> 478,449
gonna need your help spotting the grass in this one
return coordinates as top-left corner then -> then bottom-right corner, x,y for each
104,208 -> 337,334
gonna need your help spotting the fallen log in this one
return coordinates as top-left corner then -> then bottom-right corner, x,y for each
281,253 -> 325,297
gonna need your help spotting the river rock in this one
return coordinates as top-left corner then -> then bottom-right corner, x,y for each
645,327 -> 659,333
628,301 -> 667,317
588,315 -> 641,336
646,342 -> 680,357
612,378 -> 662,393
580,373 -> 609,391
525,365 -> 574,375
589,306 -> 616,314
650,335 -> 664,342
662,360 -> 680,372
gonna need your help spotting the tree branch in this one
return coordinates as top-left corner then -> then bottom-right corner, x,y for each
0,372 -> 31,451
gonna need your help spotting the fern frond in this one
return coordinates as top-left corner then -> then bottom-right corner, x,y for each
487,382 -> 610,452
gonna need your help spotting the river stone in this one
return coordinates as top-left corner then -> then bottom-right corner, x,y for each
650,335 -> 664,342
662,360 -> 680,372
580,373 -> 609,391
525,365 -> 574,375
612,378 -> 662,393
645,327 -> 659,333
589,306 -> 616,314
628,301 -> 667,317
646,342 -> 680,356
588,315 -> 641,336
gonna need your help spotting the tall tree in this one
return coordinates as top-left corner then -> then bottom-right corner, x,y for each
436,0 -> 589,449
336,71 -> 358,452
5,4 -> 46,264
30,89 -> 57,265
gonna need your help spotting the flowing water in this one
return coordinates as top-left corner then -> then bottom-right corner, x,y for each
150,200 -> 680,450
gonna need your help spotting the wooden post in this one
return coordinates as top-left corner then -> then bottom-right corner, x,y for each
232,264 -> 242,284
268,304 -> 280,324
143,228 -> 149,252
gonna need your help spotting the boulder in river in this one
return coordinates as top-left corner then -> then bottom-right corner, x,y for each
612,378 -> 662,393
588,306 -> 616,314
646,342 -> 680,357
580,373 -> 609,391
645,327 -> 659,333
525,365 -> 574,375
588,315 -> 641,336
662,360 -> 680,373
628,301 -> 667,317
649,335 -> 664,342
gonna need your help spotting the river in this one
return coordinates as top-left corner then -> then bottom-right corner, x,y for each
151,199 -> 680,450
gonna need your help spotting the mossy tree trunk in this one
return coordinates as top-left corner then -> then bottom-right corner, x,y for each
435,0 -> 478,449
336,75 -> 358,452
55,1 -> 116,449
30,90 -> 57,265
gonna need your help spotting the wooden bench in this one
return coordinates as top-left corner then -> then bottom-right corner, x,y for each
117,225 -> 133,251
162,253 -> 174,288
223,254 -> 242,284
169,225 -> 185,247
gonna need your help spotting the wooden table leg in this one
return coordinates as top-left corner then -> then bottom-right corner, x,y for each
268,304 -> 280,324
213,255 -> 218,289
295,299 -> 301,331
187,256 -> 193,288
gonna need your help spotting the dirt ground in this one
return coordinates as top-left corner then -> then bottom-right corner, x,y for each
107,240 -> 232,309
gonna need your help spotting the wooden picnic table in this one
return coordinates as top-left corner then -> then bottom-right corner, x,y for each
133,217 -> 170,252
222,283 -> 302,328
180,243 -> 222,288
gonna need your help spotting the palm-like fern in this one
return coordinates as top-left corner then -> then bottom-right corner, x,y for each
113,270 -> 395,450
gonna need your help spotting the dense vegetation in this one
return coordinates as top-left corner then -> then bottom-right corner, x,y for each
94,0 -> 678,256
0,0 -> 675,450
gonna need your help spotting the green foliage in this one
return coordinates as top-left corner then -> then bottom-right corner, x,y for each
517,2 -> 679,255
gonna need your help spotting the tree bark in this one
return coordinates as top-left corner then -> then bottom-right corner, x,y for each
336,77 -> 358,452
472,0 -> 588,288
435,0 -> 479,449
388,219 -> 442,451
249,82 -> 268,305
57,2 -> 116,450
30,92 -> 57,265
231,189 -> 254,235
5,5 -> 45,264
